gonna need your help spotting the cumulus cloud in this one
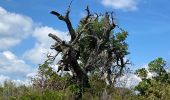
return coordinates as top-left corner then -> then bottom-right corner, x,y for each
0,6 -> 70,84
33,26 -> 69,44
0,51 -> 33,79
13,79 -> 32,86
23,43 -> 51,64
101,0 -> 139,11
0,75 -> 32,86
115,73 -> 141,88
0,75 -> 10,85
0,6 -> 68,64
0,6 -> 34,49
23,26 -> 69,64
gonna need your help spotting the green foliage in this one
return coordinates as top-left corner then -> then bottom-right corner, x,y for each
0,72 -> 140,100
135,57 -> 170,99
113,31 -> 129,55
135,68 -> 148,79
77,16 -> 129,70
32,61 -> 71,91
1,4 -> 170,100
77,18 -> 106,65
68,84 -> 81,96
148,57 -> 166,75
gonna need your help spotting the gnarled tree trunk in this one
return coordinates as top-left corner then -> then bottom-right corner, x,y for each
48,5 -> 129,92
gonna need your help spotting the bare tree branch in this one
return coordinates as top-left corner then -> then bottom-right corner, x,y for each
48,33 -> 63,43
50,6 -> 76,42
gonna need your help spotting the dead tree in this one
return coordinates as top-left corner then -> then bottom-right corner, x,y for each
48,5 -> 129,89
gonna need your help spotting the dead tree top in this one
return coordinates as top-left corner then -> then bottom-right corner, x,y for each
48,5 -> 129,87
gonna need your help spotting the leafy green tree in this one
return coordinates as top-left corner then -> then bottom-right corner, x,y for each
32,60 -> 71,91
148,57 -> 169,82
135,57 -> 170,99
135,68 -> 148,80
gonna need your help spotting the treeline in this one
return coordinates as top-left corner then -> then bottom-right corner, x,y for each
0,57 -> 170,100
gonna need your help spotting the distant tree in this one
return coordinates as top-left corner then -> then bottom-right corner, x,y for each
135,57 -> 170,99
32,61 -> 71,91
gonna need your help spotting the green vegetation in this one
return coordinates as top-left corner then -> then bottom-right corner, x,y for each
0,4 -> 169,100
135,58 -> 170,100
47,5 -> 130,99
0,58 -> 170,100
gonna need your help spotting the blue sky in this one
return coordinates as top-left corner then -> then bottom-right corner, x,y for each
0,0 -> 170,83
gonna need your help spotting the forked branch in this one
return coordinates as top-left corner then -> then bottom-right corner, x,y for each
51,5 -> 76,42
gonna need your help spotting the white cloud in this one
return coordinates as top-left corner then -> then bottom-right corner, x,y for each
23,43 -> 52,64
0,6 -> 34,49
0,7 -> 39,84
0,7 -> 70,84
0,51 -> 33,79
13,79 -> 32,86
0,7 -> 7,14
0,51 -> 37,85
101,0 -> 139,11
23,26 -> 69,64
0,75 -> 32,86
26,71 -> 38,78
0,38 -> 21,49
33,26 -> 69,45
0,7 -> 67,64
0,75 -> 10,85
115,73 -> 141,88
